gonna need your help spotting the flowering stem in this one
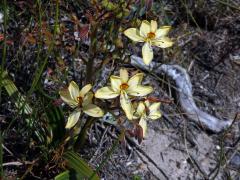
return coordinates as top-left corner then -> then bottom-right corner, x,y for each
86,23 -> 97,83
0,0 -> 7,105
74,117 -> 95,150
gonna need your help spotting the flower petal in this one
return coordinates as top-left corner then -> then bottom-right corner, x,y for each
95,87 -> 119,99
155,26 -> 171,38
110,75 -> 122,92
128,73 -> 143,88
124,28 -> 144,42
83,104 -> 104,117
148,110 -> 162,120
120,91 -> 133,120
68,81 -> 80,101
142,43 -> 153,65
139,117 -> 147,137
140,20 -> 151,37
128,85 -> 153,97
152,37 -> 173,48
79,84 -> 92,97
150,20 -> 158,32
148,102 -> 162,120
136,101 -> 146,116
149,102 -> 161,112
65,110 -> 81,129
120,68 -> 129,83
59,89 -> 78,108
82,92 -> 93,106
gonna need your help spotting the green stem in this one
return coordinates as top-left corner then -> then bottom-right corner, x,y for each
74,117 -> 96,150
35,0 -> 43,66
54,0 -> 59,35
86,24 -> 98,83
0,0 -> 7,105
28,0 -> 59,95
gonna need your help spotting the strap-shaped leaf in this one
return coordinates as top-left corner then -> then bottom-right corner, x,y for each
1,71 -> 45,143
54,170 -> 86,180
54,170 -> 70,180
44,101 -> 65,145
63,151 -> 100,180
2,72 -> 32,115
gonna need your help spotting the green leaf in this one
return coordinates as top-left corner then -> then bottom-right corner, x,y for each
1,71 -> 46,143
63,151 -> 100,180
54,169 -> 85,180
132,175 -> 142,180
44,103 -> 65,145
2,72 -> 32,115
101,0 -> 116,10
54,170 -> 70,180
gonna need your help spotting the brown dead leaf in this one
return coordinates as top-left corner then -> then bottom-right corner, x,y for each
135,124 -> 143,143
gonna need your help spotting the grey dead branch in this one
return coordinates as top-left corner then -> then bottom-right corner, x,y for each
131,55 -> 232,133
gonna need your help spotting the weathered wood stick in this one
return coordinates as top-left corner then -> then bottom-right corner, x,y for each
131,55 -> 232,133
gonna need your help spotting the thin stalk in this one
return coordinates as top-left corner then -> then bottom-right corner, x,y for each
86,24 -> 98,83
36,0 -> 43,64
54,0 -> 60,35
208,113 -> 239,179
74,117 -> 95,150
28,0 -> 59,94
216,0 -> 240,11
209,134 -> 225,179
180,0 -> 201,30
0,133 -> 3,178
0,0 -> 7,104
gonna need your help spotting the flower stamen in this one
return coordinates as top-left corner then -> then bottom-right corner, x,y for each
147,32 -> 156,39
77,96 -> 83,106
120,83 -> 129,90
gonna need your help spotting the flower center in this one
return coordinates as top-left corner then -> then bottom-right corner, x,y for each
147,32 -> 156,39
77,96 -> 83,106
120,83 -> 129,90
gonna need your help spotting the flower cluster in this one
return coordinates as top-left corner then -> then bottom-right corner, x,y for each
59,20 -> 168,138
59,69 -> 162,137
95,68 -> 153,120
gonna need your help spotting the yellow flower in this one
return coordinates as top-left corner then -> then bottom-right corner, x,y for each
134,100 -> 162,137
124,20 -> 173,65
59,81 -> 104,129
95,69 -> 153,120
